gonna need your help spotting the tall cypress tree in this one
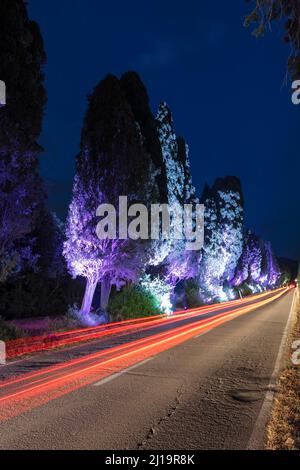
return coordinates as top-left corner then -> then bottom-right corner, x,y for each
156,101 -> 198,247
120,71 -> 168,205
0,0 -> 47,280
64,74 -> 160,315
233,230 -> 281,291
145,102 -> 200,306
232,230 -> 264,286
199,176 -> 244,301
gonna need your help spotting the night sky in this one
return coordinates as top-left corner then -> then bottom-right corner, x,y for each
28,0 -> 300,260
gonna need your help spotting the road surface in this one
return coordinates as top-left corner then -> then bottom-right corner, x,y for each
0,288 -> 294,449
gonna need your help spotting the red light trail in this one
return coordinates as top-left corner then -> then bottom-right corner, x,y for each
6,287 -> 287,359
0,287 -> 291,422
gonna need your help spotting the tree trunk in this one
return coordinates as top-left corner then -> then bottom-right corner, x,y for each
100,275 -> 112,311
81,278 -> 98,315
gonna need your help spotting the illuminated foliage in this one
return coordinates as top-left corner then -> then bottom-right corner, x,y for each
0,0 -> 47,279
64,74 -> 160,314
233,230 -> 281,292
199,177 -> 244,302
108,284 -> 163,320
147,102 -> 200,305
140,274 -> 173,314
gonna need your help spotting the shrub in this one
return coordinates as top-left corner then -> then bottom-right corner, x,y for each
108,285 -> 163,321
48,305 -> 83,332
174,279 -> 203,309
232,282 -> 253,298
0,273 -> 83,319
184,279 -> 203,308
0,317 -> 24,341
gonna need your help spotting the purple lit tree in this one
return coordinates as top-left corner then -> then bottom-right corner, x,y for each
233,231 -> 281,292
0,0 -> 47,281
141,103 -> 200,310
64,75 -> 160,315
232,230 -> 263,287
261,240 -> 281,288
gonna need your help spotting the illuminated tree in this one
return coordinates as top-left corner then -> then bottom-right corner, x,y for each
232,230 -> 263,287
199,177 -> 244,301
261,240 -> 281,287
0,0 -> 47,279
120,72 -> 168,205
142,103 -> 200,310
156,103 -> 186,206
233,230 -> 281,291
64,75 -> 159,315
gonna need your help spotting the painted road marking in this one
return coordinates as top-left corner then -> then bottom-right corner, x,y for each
93,357 -> 154,387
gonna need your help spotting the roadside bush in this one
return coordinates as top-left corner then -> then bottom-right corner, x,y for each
49,305 -> 107,332
47,305 -> 83,332
232,282 -> 253,298
108,285 -> 163,321
174,279 -> 203,309
184,279 -> 203,308
0,317 -> 24,341
0,273 -> 83,319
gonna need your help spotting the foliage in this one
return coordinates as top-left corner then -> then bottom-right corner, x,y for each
0,0 -> 46,257
232,282 -> 255,298
245,0 -> 300,79
108,285 -> 163,321
233,230 -> 281,290
140,273 -> 173,313
35,211 -> 65,279
233,230 -> 264,285
120,72 -> 168,204
0,317 -> 24,341
64,73 -> 161,314
184,279 -> 203,308
149,101 -> 200,293
199,176 -> 244,302
277,257 -> 299,285
0,273 -> 83,320
0,0 -> 47,283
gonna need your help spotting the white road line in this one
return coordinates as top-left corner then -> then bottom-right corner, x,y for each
247,289 -> 297,450
92,357 -> 154,387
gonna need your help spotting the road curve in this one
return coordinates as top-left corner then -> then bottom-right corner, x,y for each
0,288 -> 294,449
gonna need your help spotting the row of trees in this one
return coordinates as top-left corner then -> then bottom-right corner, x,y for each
63,72 -> 282,317
0,0 -> 285,321
63,73 -> 200,316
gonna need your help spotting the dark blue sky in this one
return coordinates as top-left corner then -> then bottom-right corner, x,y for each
28,0 -> 300,260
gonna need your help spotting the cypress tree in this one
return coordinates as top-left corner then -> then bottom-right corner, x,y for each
64,74 -> 160,314
0,0 -> 47,279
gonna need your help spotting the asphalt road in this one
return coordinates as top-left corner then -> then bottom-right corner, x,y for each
0,289 -> 294,450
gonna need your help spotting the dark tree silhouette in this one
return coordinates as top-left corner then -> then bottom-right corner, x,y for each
0,0 -> 47,281
245,0 -> 300,79
120,71 -> 168,204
